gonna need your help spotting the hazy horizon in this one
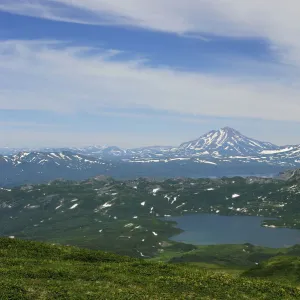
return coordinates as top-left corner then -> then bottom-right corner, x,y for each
1,126 -> 300,149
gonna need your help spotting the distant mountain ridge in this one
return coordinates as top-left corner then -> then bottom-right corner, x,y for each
0,151 -> 113,187
1,127 -> 297,158
1,127 -> 300,186
51,126 -> 299,161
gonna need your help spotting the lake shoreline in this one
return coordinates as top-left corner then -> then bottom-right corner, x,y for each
164,213 -> 300,248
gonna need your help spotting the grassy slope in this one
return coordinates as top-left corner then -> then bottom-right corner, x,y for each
153,243 -> 300,278
166,244 -> 282,266
1,238 -> 300,300
243,256 -> 300,285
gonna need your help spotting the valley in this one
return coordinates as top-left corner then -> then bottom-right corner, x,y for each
1,169 -> 300,258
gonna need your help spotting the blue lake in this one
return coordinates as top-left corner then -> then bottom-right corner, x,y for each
168,214 -> 300,248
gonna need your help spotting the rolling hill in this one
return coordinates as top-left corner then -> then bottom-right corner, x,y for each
1,238 -> 300,300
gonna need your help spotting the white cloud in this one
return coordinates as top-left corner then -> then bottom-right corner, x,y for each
0,39 -> 300,122
2,1 -> 300,66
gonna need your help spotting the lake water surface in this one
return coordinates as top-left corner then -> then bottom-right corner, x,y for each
168,214 -> 300,248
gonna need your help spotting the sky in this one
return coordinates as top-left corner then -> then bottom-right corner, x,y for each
0,0 -> 300,148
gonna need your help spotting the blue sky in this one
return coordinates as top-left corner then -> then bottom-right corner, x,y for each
0,0 -> 300,148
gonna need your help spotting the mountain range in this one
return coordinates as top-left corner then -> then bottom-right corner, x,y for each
1,127 -> 300,186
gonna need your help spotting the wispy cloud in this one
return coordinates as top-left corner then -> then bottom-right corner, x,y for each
1,1 -> 300,66
98,110 -> 208,124
0,39 -> 299,123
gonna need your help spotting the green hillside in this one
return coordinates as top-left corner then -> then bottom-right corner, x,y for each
1,238 -> 300,300
0,174 -> 300,257
168,244 -> 280,267
243,255 -> 300,285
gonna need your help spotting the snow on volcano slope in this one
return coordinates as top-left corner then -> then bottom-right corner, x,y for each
179,127 -> 278,156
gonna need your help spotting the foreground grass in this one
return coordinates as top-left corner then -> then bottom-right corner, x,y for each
0,238 -> 300,299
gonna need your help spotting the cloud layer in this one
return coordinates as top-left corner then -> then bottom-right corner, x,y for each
0,39 -> 299,122
2,0 -> 300,65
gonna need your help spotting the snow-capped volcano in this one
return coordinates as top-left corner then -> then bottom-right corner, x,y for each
179,127 -> 278,156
